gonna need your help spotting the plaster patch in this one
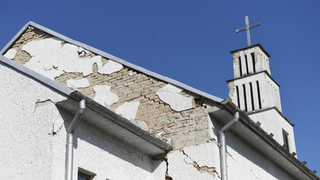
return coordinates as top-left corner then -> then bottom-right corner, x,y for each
67,78 -> 90,89
115,101 -> 140,124
21,38 -> 103,79
4,49 -> 17,59
98,60 -> 123,75
156,84 -> 193,112
93,85 -> 119,107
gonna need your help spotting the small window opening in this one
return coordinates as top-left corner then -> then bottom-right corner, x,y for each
249,82 -> 254,111
78,172 -> 91,180
238,56 -> 243,76
245,54 -> 249,75
251,53 -> 256,73
242,84 -> 248,112
236,86 -> 240,109
282,129 -> 290,151
78,168 -> 95,180
256,81 -> 262,109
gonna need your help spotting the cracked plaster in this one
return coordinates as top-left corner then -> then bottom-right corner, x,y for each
156,84 -> 193,112
167,144 -> 217,180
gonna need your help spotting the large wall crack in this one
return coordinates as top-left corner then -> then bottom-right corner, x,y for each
181,150 -> 216,178
165,156 -> 173,180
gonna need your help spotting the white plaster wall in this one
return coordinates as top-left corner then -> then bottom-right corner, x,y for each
0,62 -> 67,179
248,109 -> 297,154
71,121 -> 166,180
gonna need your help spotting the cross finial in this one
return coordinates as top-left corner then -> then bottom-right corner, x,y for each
236,16 -> 260,46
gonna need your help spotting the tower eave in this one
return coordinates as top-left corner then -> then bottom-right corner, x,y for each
230,43 -> 271,57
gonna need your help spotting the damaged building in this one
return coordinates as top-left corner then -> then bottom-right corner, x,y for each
0,21 -> 319,180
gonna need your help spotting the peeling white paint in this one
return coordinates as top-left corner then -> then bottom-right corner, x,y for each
93,85 -> 119,107
115,101 -> 140,124
156,84 -> 193,112
4,49 -> 17,59
21,38 -> 103,79
98,59 -> 123,75
67,78 -> 90,89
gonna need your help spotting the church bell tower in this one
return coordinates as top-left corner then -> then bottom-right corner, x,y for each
227,16 -> 296,154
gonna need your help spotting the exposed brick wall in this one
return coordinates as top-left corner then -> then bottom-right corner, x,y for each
8,28 -> 220,149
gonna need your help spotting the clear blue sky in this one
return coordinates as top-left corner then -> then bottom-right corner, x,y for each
1,0 -> 319,175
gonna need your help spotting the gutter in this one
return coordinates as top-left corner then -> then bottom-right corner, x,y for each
219,111 -> 239,180
65,99 -> 86,180
70,91 -> 173,158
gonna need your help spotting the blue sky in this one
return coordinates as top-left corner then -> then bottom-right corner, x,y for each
1,0 -> 319,175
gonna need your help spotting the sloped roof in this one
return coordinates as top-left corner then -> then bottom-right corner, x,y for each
1,21 -> 223,103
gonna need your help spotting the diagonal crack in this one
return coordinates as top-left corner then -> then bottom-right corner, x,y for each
165,156 -> 173,180
181,150 -> 216,178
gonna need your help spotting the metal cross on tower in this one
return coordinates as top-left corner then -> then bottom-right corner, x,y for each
236,16 -> 260,46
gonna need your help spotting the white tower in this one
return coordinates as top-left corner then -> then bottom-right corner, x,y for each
227,44 -> 296,154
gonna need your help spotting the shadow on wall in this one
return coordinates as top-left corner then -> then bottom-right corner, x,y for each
56,105 -> 163,174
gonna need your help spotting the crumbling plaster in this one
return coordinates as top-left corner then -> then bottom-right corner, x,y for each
0,60 -> 167,180
9,29 -> 215,149
10,34 -> 124,81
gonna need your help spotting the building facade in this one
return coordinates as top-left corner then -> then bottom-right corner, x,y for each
0,22 -> 318,180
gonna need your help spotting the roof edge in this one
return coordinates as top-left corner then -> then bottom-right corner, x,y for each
0,54 -> 72,97
226,70 -> 280,87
